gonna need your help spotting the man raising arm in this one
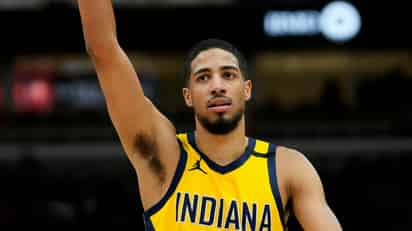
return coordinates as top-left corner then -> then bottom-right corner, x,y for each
76,1 -> 342,230
76,0 -> 180,211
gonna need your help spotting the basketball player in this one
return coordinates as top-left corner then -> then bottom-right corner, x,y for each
77,1 -> 342,230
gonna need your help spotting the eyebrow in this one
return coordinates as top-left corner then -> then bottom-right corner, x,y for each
193,65 -> 240,76
220,65 -> 239,72
193,68 -> 210,76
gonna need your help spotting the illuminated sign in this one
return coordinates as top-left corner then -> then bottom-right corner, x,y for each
264,1 -> 361,43
12,79 -> 55,114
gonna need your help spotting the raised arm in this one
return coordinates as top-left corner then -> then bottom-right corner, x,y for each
77,0 -> 153,151
76,0 -> 180,209
280,148 -> 342,230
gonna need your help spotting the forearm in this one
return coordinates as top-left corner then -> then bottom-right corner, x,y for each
77,0 -> 118,55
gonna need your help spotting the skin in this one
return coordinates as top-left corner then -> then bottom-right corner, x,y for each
77,1 -> 342,230
183,48 -> 252,165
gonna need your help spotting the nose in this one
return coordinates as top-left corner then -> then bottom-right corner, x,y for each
209,75 -> 227,95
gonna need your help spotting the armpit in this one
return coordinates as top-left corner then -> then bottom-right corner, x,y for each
134,133 -> 165,183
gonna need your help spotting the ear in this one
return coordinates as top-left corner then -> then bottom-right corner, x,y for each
182,87 -> 193,107
244,80 -> 252,101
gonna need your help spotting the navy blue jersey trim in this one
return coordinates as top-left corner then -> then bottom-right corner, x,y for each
187,131 -> 256,174
143,138 -> 187,217
252,152 -> 270,158
143,215 -> 156,231
268,143 -> 286,228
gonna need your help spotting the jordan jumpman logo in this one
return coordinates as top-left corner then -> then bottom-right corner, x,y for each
189,158 -> 207,174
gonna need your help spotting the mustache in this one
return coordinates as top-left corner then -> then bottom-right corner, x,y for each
208,92 -> 231,100
207,94 -> 232,105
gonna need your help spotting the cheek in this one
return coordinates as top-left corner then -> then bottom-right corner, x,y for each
235,87 -> 247,102
190,90 -> 206,109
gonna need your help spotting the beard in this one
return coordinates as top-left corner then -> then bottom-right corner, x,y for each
196,108 -> 244,135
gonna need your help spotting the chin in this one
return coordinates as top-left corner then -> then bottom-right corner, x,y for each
197,110 -> 244,135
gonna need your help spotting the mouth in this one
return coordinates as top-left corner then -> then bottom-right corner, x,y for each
207,97 -> 232,113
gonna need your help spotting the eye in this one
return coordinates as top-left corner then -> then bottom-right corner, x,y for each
223,72 -> 236,80
196,75 -> 209,82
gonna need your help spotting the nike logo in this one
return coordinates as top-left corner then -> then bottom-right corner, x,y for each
189,158 -> 207,174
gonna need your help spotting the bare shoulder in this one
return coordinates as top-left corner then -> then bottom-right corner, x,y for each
276,145 -> 314,172
275,146 -> 321,197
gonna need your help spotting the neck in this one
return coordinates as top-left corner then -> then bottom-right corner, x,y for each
194,116 -> 248,165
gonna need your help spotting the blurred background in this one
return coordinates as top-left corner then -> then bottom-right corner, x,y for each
1,0 -> 411,230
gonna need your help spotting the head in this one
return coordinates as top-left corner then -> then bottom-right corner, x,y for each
182,39 -> 252,134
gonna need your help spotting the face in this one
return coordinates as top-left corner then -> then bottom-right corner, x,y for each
183,48 -> 252,134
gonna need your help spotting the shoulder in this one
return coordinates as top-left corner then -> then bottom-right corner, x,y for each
275,145 -> 320,189
276,146 -> 313,171
276,145 -> 324,197
250,138 -> 310,165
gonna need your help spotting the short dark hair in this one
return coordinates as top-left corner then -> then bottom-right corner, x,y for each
183,38 -> 248,85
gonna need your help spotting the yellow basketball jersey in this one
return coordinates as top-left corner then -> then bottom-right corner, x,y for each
143,132 -> 285,231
